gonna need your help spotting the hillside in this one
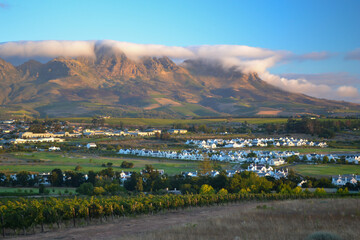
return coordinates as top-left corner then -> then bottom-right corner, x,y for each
0,51 -> 358,118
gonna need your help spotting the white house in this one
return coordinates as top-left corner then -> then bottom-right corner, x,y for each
49,146 -> 61,151
86,143 -> 97,149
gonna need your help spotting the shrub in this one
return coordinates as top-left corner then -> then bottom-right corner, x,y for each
200,184 -> 215,194
314,188 -> 327,195
93,186 -> 106,195
121,161 -> 134,168
218,188 -> 228,195
76,183 -> 94,195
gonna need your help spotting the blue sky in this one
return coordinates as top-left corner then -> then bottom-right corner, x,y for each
0,0 -> 360,101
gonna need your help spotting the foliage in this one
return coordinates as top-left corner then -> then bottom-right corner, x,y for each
76,183 -> 94,196
120,161 -> 134,169
0,191 -> 342,235
93,187 -> 106,195
198,158 -> 212,175
50,169 -> 63,187
314,188 -> 327,195
217,188 -> 228,195
200,184 -> 215,194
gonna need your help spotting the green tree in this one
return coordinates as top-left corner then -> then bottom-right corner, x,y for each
16,171 -> 31,186
93,186 -> 105,195
121,161 -> 134,168
200,184 -> 215,194
135,177 -> 143,192
218,188 -> 228,195
76,183 -> 94,195
198,158 -> 212,175
50,169 -> 63,187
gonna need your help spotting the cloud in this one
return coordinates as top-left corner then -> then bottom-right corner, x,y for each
0,41 -> 95,64
260,71 -> 360,102
337,86 -> 359,98
260,72 -> 333,98
296,51 -> 333,61
96,40 -> 195,60
345,48 -> 360,61
0,40 -> 358,102
280,72 -> 360,86
0,40 -> 285,74
282,51 -> 333,62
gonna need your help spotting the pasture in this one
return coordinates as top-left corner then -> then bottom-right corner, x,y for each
289,164 -> 360,177
0,187 -> 76,196
0,152 -> 213,175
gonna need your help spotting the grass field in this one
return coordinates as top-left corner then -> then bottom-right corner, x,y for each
290,164 -> 360,177
122,198 -> 360,240
0,152 -> 217,175
0,187 -> 76,195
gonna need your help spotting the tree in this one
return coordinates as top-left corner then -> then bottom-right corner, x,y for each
16,171 -> 31,186
64,171 -> 85,187
50,169 -> 63,187
314,188 -> 327,195
124,172 -> 142,191
76,183 -> 94,195
198,158 -> 212,175
135,177 -> 143,192
93,187 -> 105,195
38,184 -> 46,194
247,152 -> 257,158
87,170 -> 97,185
98,167 -> 114,178
121,161 -> 134,168
200,184 -> 215,194
28,124 -> 46,133
218,188 -> 228,195
287,155 -> 300,164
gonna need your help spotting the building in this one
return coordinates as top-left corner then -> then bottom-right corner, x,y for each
86,143 -> 97,149
20,132 -> 54,139
332,174 -> 360,186
49,146 -> 61,151
168,129 -> 188,134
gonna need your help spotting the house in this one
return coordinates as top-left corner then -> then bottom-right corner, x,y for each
86,143 -> 97,149
332,174 -> 359,186
20,132 -> 54,139
49,146 -> 61,151
269,158 -> 285,166
168,129 -> 188,134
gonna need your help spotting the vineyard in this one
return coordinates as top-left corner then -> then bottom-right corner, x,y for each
0,192 -> 357,237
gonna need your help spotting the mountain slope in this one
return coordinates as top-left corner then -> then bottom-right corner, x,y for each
0,53 -> 358,118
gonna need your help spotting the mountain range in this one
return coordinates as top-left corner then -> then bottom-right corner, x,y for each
0,50 -> 358,118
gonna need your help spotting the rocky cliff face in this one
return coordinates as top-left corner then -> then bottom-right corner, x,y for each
0,52 -> 358,118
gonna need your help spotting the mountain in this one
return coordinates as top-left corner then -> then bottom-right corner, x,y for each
0,52 -> 358,118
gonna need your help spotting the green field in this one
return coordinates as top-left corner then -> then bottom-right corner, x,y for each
0,152 -> 217,175
290,164 -> 360,177
0,187 -> 76,196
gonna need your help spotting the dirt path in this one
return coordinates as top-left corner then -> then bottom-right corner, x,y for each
13,202 -> 258,240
